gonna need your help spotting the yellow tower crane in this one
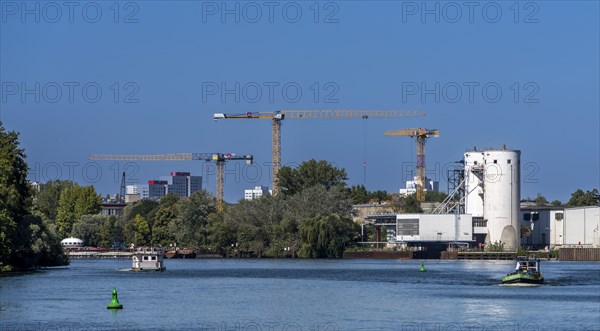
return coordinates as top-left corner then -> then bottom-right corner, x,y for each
213,110 -> 425,195
88,153 -> 253,212
384,128 -> 440,202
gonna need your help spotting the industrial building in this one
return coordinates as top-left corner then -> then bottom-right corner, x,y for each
555,206 -> 599,247
520,204 -> 600,249
520,204 -> 563,249
366,146 -> 523,252
464,148 -> 521,249
363,144 -> 600,255
394,214 -> 472,242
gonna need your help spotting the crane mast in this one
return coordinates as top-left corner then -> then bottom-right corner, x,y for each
384,128 -> 440,202
214,110 -> 425,195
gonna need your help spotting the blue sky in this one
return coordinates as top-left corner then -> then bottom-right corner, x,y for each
2,1 -> 599,203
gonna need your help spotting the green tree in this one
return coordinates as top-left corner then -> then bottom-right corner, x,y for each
0,210 -> 16,270
269,218 -> 300,258
534,193 -> 549,206
298,214 -> 359,258
75,186 -> 101,216
551,199 -> 562,207
284,185 -> 354,223
1,122 -> 67,271
350,186 -> 389,204
208,213 -> 236,256
122,199 -> 159,244
278,159 -> 347,196
368,190 -> 389,204
72,215 -> 107,247
566,189 -> 599,207
1,123 -> 31,271
11,215 -> 68,269
171,190 -> 217,248
98,215 -> 119,248
350,185 -> 369,204
55,185 -> 101,237
55,186 -> 77,236
33,180 -> 75,221
425,191 -> 448,203
151,194 -> 180,246
132,214 -> 150,245
402,194 -> 423,213
223,195 -> 284,257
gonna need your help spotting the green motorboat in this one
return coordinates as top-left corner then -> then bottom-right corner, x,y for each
501,257 -> 544,285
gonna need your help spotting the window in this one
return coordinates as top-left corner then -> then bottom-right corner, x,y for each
143,256 -> 149,261
151,256 -> 156,260
532,213 -> 539,221
555,213 -> 563,221
507,159 -> 511,164
524,213 -> 531,221
397,218 -> 419,236
493,160 -> 497,164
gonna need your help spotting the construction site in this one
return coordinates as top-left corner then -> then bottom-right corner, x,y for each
89,109 -> 600,260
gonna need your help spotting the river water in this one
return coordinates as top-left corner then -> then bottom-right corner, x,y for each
1,259 -> 599,331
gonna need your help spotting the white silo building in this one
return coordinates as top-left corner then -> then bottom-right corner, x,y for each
464,150 -> 484,217
482,149 -> 521,249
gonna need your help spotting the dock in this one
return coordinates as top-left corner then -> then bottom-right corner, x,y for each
441,251 -> 516,260
558,248 -> 600,261
68,251 -> 132,259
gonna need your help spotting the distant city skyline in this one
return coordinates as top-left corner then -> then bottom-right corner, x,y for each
2,2 -> 598,203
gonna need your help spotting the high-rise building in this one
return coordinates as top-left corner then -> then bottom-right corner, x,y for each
148,180 -> 168,199
160,172 -> 203,197
244,186 -> 271,200
131,172 -> 201,200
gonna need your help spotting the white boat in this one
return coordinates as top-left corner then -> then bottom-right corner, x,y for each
131,247 -> 166,271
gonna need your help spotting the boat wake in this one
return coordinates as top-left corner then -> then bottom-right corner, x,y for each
499,283 -> 540,287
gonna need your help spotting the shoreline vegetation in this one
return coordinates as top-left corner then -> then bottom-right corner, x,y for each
2,123 -> 597,273
1,122 -> 68,272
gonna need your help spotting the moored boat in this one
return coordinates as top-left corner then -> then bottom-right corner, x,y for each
501,257 -> 543,285
178,248 -> 196,259
131,247 -> 166,271
164,249 -> 179,259
164,248 -> 196,259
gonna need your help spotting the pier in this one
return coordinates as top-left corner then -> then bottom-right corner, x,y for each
441,251 -> 516,260
68,251 -> 132,259
559,248 -> 600,261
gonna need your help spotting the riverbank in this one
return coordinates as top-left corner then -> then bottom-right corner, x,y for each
66,247 -> 600,261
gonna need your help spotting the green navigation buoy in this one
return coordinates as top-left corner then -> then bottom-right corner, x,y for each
420,262 -> 426,272
107,288 -> 123,309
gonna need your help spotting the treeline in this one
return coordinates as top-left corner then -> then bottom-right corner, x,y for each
127,160 -> 360,258
527,190 -> 599,207
26,158 -> 451,259
1,123 -> 68,272
32,160 -> 365,258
